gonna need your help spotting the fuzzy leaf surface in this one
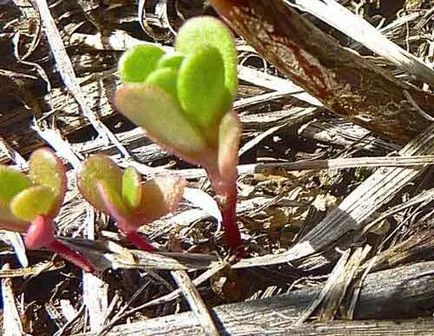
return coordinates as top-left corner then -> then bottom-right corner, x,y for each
178,45 -> 226,127
97,181 -> 130,223
115,84 -> 210,164
29,148 -> 66,215
176,16 -> 238,97
119,44 -> 165,83
133,175 -> 186,225
78,155 -> 123,213
122,166 -> 142,210
0,166 -> 31,203
157,53 -> 184,70
145,68 -> 179,101
0,166 -> 32,231
11,186 -> 56,222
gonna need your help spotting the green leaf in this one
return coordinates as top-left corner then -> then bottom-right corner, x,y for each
122,166 -> 142,210
132,175 -> 186,225
119,44 -> 165,83
97,180 -> 130,222
0,166 -> 31,203
11,186 -> 56,222
157,52 -> 185,70
0,166 -> 32,231
115,84 -> 211,165
177,45 -> 226,128
29,148 -> 66,214
176,16 -> 238,97
77,155 -> 123,213
145,68 -> 179,101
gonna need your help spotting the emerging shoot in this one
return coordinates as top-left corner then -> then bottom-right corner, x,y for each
77,154 -> 186,251
115,17 -> 243,251
0,148 -> 94,272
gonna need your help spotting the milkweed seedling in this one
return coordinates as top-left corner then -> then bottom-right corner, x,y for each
0,148 -> 95,272
115,16 -> 243,251
77,154 -> 186,251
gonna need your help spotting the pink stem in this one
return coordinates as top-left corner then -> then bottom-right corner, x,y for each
25,215 -> 95,272
209,170 -> 243,254
220,179 -> 242,251
47,240 -> 95,273
124,231 -> 156,252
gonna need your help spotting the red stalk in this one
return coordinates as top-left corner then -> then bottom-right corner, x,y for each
25,215 -> 95,273
208,169 -> 243,253
124,231 -> 156,252
220,180 -> 242,251
118,220 -> 157,252
47,240 -> 95,273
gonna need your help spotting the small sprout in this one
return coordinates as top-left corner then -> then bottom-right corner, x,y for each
115,16 -> 243,251
0,148 -> 94,272
77,154 -> 186,251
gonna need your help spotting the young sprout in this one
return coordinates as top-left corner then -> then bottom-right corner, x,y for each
77,154 -> 186,251
0,148 -> 94,272
114,17 -> 243,251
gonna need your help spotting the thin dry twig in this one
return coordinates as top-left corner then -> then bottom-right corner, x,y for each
286,0 -> 434,86
294,249 -> 351,325
32,0 -> 131,158
233,123 -> 434,269
96,258 -> 234,336
124,154 -> 434,180
171,270 -> 219,336
1,264 -> 24,336
83,207 -> 108,332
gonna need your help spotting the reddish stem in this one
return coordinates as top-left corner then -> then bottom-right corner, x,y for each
47,240 -> 95,273
220,180 -> 242,251
124,231 -> 156,252
25,215 -> 95,272
209,170 -> 243,254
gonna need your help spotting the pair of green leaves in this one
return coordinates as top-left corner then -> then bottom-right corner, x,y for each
115,17 -> 241,181
118,17 -> 237,126
77,154 -> 186,234
0,148 -> 66,247
0,149 -> 185,251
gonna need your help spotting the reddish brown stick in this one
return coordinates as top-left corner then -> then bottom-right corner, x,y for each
210,0 -> 434,144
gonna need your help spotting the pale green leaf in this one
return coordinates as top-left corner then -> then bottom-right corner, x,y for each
0,166 -> 31,203
97,180 -> 130,222
77,155 -> 123,213
29,148 -> 66,214
115,84 -> 211,165
122,166 -> 142,210
145,68 -> 179,102
176,16 -> 238,97
157,52 -> 184,70
11,186 -> 56,222
119,44 -> 165,83
177,45 -> 226,128
0,166 -> 32,231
